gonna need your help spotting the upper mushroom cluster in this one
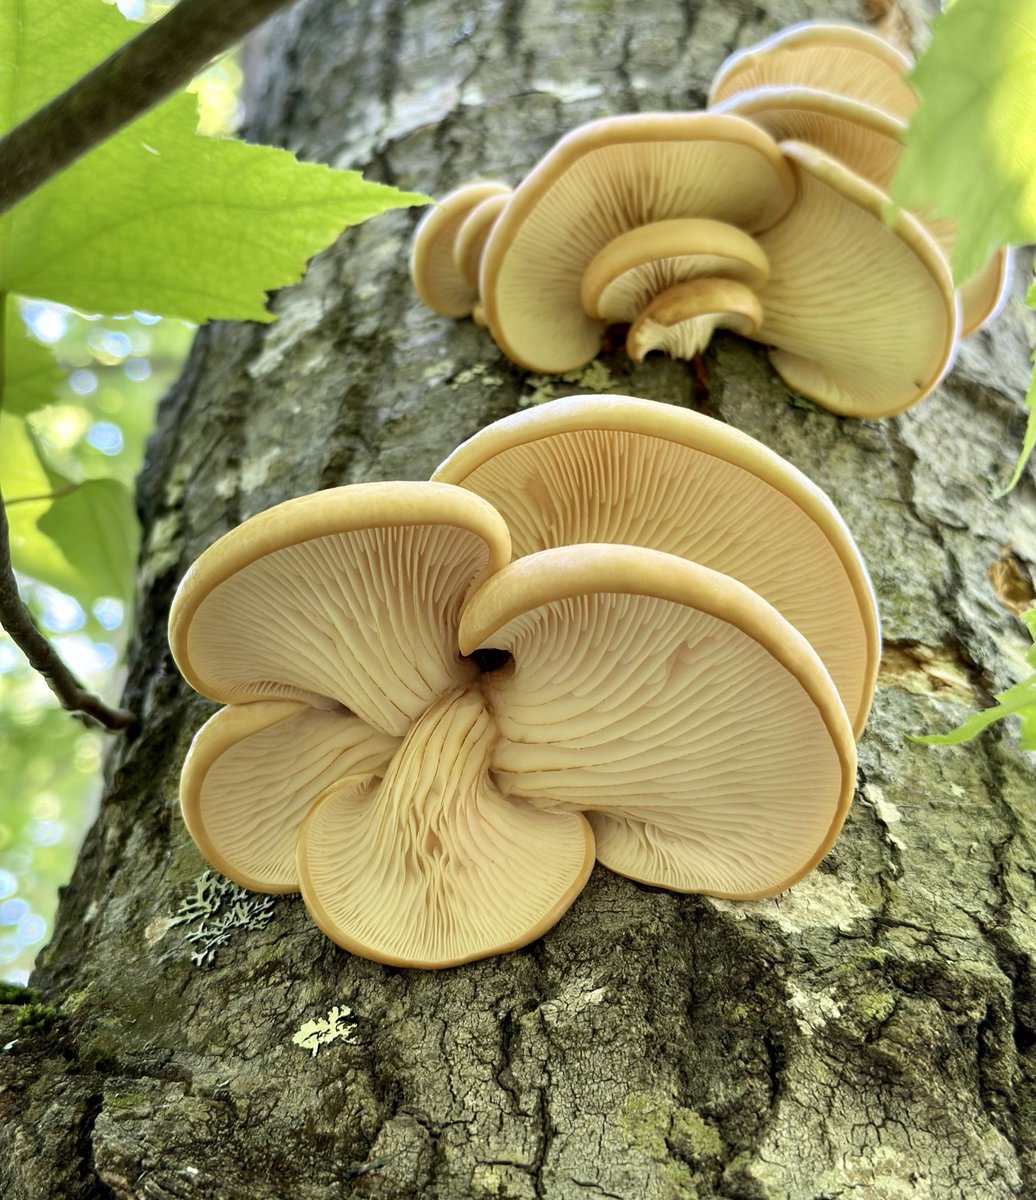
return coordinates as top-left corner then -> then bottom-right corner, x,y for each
170,395 -> 878,969
410,22 -> 1011,420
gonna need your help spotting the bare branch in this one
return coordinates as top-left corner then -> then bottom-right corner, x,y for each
0,485 -> 137,733
0,0 -> 300,219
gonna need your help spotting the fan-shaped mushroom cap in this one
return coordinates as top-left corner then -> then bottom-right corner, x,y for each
433,394 -> 879,738
709,22 -> 916,119
459,545 -> 856,898
754,142 -> 958,418
297,684 -> 595,968
957,248 -> 1014,336
454,192 -> 511,290
181,701 -> 398,892
714,87 -> 904,191
410,182 -> 512,317
626,278 -> 763,362
579,218 -> 769,322
168,482 -> 511,737
478,113 -> 796,372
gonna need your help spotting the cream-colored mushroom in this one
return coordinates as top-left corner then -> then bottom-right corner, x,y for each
753,142 -> 958,418
477,112 -> 795,372
433,393 -> 880,737
709,22 -> 917,118
410,181 -> 512,317
459,544 -> 857,897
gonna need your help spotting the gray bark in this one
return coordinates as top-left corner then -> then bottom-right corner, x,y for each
2,0 -> 1035,1197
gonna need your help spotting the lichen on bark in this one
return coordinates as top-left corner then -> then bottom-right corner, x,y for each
2,0 -> 1035,1197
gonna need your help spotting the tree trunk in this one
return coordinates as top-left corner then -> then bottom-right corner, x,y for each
3,0 -> 1035,1196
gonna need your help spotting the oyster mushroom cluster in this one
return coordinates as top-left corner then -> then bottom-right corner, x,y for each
410,22 -> 1011,420
170,395 -> 879,969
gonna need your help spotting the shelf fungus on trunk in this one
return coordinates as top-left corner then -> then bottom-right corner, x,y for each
708,20 -> 1012,338
433,393 -> 879,737
410,20 -> 1015,417
169,397 -> 872,969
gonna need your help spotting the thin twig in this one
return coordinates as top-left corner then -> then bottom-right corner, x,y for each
0,484 -> 137,732
0,0 -> 300,219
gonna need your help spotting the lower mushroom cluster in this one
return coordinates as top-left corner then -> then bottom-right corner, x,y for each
169,395 -> 878,968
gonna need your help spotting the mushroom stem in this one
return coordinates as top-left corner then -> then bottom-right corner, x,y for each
626,278 -> 763,362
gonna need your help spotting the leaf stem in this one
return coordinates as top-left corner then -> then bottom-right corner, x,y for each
4,483 -> 83,507
0,0 -> 300,219
0,482 -> 137,732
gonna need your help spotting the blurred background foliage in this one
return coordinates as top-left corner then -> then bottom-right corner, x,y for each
0,0 -> 242,982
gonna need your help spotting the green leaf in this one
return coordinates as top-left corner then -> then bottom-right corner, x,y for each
913,608 -> 1036,747
1028,282 -> 1036,308
3,297 -> 63,418
892,0 -> 1036,281
996,355 -> 1036,495
0,412 -> 54,499
36,479 -> 138,602
0,0 -> 429,323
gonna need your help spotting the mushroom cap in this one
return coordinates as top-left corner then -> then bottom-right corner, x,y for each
579,217 -> 770,322
410,182 -> 512,317
957,247 -> 1014,336
714,86 -> 904,191
454,192 -> 511,290
709,22 -> 916,119
168,482 -> 511,737
478,113 -> 796,373
433,393 -> 879,738
754,141 -> 958,418
181,701 -> 398,892
626,278 -> 763,362
459,544 -> 857,898
296,684 -> 595,968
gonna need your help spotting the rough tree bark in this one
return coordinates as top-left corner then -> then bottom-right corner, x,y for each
2,0 -> 1035,1196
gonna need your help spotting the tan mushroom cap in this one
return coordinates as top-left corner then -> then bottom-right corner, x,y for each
297,685 -> 595,968
626,278 -> 763,362
168,482 -> 511,737
459,545 -> 856,898
714,87 -> 904,191
410,182 -> 512,317
580,218 -> 769,322
479,113 -> 796,373
181,701 -> 398,892
454,192 -> 511,291
754,141 -> 958,418
921,214 -> 1013,337
433,394 -> 879,738
709,22 -> 916,119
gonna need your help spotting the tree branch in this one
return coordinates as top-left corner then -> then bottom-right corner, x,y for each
0,0 -> 300,219
0,485 -> 137,733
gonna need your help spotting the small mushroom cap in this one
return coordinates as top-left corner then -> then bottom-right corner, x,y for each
714,87 -> 904,191
709,22 -> 916,118
410,182 -> 512,317
181,701 -> 398,892
626,278 -> 763,362
957,247 -> 1014,336
433,394 -> 879,738
479,113 -> 796,372
296,685 -> 595,968
579,217 -> 769,321
168,482 -> 511,736
755,141 -> 958,418
459,544 -> 856,898
454,192 -> 511,290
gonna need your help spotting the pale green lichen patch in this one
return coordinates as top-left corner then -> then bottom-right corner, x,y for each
520,360 -> 620,407
452,362 -> 505,389
169,870 -> 275,967
619,1089 -> 726,1193
291,1005 -> 359,1056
